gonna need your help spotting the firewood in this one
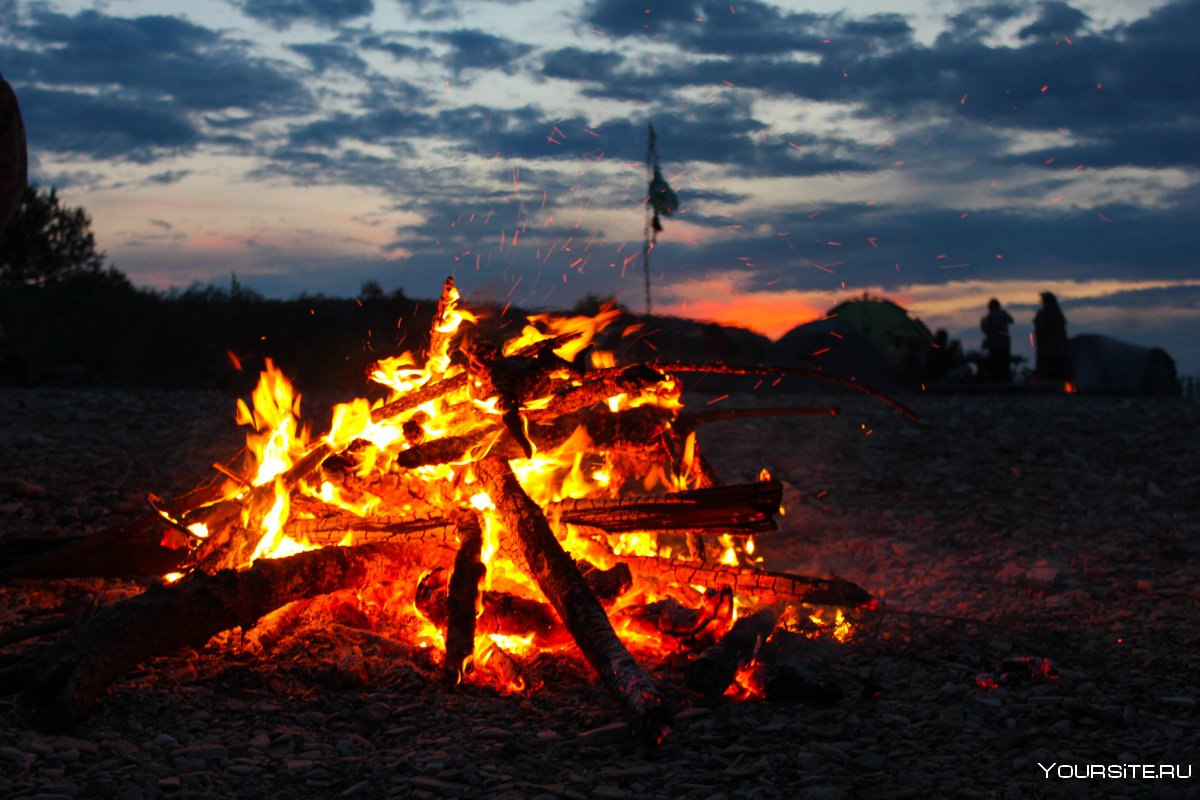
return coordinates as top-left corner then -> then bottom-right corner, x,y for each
443,510 -> 485,685
370,373 -> 470,423
3,542 -> 453,732
750,629 -> 845,706
0,515 -> 184,582
283,512 -> 458,547
619,556 -> 873,610
288,481 -> 780,551
415,571 -> 568,651
684,606 -> 779,698
473,457 -> 672,743
554,480 -> 782,534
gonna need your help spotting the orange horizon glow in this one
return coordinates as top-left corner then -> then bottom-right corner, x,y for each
654,276 -> 1200,343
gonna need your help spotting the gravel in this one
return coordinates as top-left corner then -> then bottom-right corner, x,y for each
1,386 -> 1197,799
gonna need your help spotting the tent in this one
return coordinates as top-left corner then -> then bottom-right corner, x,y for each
1069,335 -> 1181,396
825,295 -> 933,355
765,317 -> 897,391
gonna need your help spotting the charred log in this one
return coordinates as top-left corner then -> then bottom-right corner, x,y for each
3,542 -> 453,732
443,511 -> 485,685
620,556 -> 872,610
684,606 -> 779,698
474,457 -> 672,743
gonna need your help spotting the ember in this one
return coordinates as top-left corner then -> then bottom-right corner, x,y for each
5,278 -> 903,741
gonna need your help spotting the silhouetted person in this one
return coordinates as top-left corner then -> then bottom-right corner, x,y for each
926,328 -> 968,384
1033,291 -> 1069,380
0,74 -> 27,236
980,298 -> 1014,381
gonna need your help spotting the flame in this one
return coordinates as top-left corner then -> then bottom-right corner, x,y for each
235,360 -> 309,486
166,287 -> 868,699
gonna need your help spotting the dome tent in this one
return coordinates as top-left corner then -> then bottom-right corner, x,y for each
1069,335 -> 1181,396
765,317 -> 898,391
825,294 -> 933,355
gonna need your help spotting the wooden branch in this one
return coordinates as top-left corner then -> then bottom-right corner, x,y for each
370,373 -> 470,423
473,457 -> 672,743
283,512 -> 458,547
555,480 -> 781,534
619,556 -> 873,610
0,516 -> 185,582
651,361 -> 918,422
387,406 -> 675,471
5,542 -> 453,732
444,511 -> 485,685
684,606 -> 779,698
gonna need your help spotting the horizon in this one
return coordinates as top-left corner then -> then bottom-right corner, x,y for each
3,0 -> 1197,374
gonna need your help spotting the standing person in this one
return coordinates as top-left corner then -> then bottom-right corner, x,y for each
1033,291 -> 1069,380
980,298 -> 1014,381
0,73 -> 27,236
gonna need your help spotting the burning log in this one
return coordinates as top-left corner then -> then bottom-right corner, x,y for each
283,480 -> 780,551
749,630 -> 846,706
2,543 -> 451,732
443,511 -> 485,685
684,606 -> 779,698
619,556 -> 873,609
473,456 -> 672,743
554,480 -> 781,534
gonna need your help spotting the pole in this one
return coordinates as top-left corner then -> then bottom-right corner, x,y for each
642,124 -> 656,317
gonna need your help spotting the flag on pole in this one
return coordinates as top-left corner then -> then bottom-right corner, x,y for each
642,124 -> 677,315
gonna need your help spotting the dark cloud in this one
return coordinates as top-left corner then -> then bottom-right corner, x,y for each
359,34 -> 434,61
10,9 -> 310,114
1018,1 -> 1089,40
146,171 -> 192,185
238,0 -> 373,28
290,43 -> 369,73
19,87 -> 200,161
541,47 -> 626,83
429,30 -> 534,73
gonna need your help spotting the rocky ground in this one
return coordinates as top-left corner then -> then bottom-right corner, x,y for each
0,386 -> 1197,800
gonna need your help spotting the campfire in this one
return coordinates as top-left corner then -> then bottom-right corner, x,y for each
6,279 -> 908,742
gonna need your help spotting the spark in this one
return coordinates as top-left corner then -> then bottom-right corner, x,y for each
960,93 -> 968,105
866,237 -> 878,248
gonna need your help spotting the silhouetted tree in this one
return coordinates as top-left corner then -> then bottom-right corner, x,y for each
0,184 -> 120,286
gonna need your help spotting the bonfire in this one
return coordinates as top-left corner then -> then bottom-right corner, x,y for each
6,279 -> 908,742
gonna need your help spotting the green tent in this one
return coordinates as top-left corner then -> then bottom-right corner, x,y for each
826,294 -> 933,355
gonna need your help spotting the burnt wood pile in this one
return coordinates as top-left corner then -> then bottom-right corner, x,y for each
1,279 -> 910,742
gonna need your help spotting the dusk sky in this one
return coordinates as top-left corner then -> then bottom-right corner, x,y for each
3,0 -> 1198,373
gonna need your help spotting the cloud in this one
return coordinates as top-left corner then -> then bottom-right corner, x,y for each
19,87 -> 201,161
237,0 -> 374,28
290,43 -> 369,74
1018,1 -> 1090,40
428,30 -> 534,74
